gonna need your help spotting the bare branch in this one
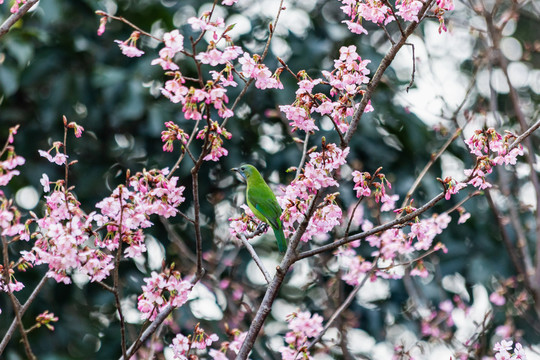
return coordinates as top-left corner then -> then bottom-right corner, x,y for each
238,234 -> 272,284
405,42 -> 416,92
400,127 -> 462,209
1,237 -> 35,359
304,260 -> 378,354
0,275 -> 48,355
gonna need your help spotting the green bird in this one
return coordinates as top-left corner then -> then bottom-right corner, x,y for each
232,164 -> 287,253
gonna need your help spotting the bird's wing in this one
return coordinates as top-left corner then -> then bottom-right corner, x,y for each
248,187 -> 282,229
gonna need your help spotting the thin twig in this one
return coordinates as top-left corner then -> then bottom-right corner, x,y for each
400,127 -> 462,209
222,0 -> 286,129
160,217 -> 197,265
0,275 -> 48,355
484,7 -> 540,312
238,234 -> 272,284
0,0 -> 40,38
168,119 -> 200,180
303,258 -> 379,355
405,42 -> 416,92
509,118 -> 540,151
344,167 -> 383,239
484,190 -> 528,286
1,237 -> 35,359
113,187 -> 128,359
191,170 -> 204,278
95,10 -> 162,42
443,190 -> 481,215
295,133 -> 310,179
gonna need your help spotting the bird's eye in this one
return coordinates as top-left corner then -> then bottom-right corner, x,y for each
241,167 -> 245,171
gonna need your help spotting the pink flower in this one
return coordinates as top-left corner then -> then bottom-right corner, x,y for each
457,212 -> 470,224
170,333 -> 190,359
163,30 -> 184,53
280,105 -> 318,132
97,16 -> 107,36
494,339 -> 513,352
114,40 -> 144,58
40,174 -> 51,192
436,0 -> 454,11
196,48 -> 227,66
395,0 -> 424,22
342,20 -> 368,35
138,270 -> 192,320
151,47 -> 180,71
490,291 -> 506,306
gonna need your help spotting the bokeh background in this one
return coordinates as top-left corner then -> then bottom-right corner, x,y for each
1,0 -> 539,358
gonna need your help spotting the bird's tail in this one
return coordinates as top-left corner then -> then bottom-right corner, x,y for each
274,226 -> 287,253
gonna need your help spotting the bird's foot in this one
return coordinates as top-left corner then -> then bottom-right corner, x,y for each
256,222 -> 269,233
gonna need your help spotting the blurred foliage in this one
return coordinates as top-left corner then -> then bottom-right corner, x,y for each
0,0 -> 539,359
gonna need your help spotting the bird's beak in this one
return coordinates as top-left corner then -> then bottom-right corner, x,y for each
231,167 -> 246,181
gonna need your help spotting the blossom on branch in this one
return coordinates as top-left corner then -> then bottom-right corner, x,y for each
280,311 -> 323,360
114,31 -> 145,58
137,268 -> 192,321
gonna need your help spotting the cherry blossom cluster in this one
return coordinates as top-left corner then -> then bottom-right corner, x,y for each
0,129 -> 27,308
277,143 -> 349,242
464,128 -> 524,190
196,120 -> 232,162
493,339 -> 527,360
352,170 -> 397,211
0,128 -> 25,187
338,212 -> 450,283
339,0 -> 454,35
279,311 -> 323,360
94,168 -> 186,258
22,168 -> 105,284
169,323 -> 219,360
34,311 -> 59,331
238,52 -> 283,90
161,121 -> 190,152
137,268 -> 192,321
0,265 -> 25,294
280,45 -> 372,134
21,124 -> 185,284
152,29 -> 184,70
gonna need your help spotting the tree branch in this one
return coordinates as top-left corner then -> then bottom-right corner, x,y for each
238,234 -> 272,284
0,0 -> 40,39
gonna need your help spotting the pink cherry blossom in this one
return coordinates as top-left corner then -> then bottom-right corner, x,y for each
137,269 -> 192,320
163,30 -> 184,53
114,31 -> 145,58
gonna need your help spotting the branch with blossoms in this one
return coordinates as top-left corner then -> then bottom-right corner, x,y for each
2,0 -> 540,358
461,0 -> 540,321
0,0 -> 41,38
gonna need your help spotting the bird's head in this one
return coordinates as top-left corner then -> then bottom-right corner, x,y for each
231,164 -> 258,182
